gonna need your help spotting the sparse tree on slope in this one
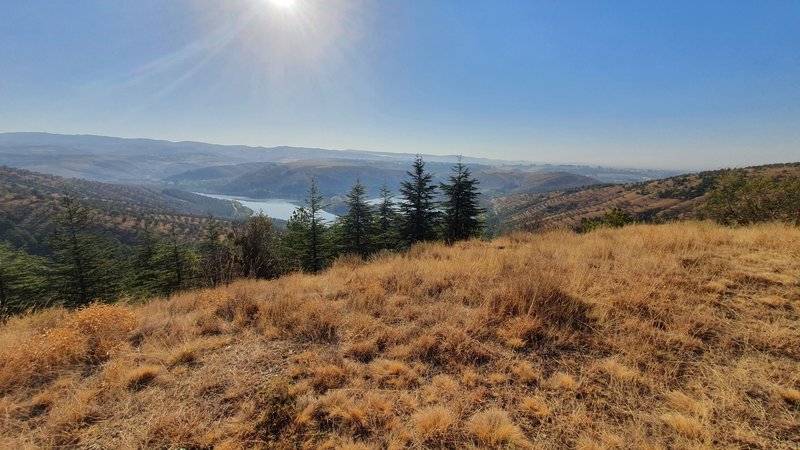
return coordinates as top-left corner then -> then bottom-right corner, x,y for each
199,214 -> 238,287
49,195 -> 122,306
440,158 -> 484,243
0,242 -> 48,317
375,182 -> 401,251
283,179 -> 331,272
337,180 -> 375,259
234,214 -> 282,279
399,155 -> 439,245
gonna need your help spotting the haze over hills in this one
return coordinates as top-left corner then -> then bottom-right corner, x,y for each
0,133 -> 681,200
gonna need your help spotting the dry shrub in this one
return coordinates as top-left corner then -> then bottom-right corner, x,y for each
71,303 -> 136,360
344,339 -> 379,363
0,304 -> 134,392
412,406 -> 456,444
596,358 -> 638,383
548,372 -> 578,390
778,387 -> 800,405
126,365 -> 163,390
312,364 -> 347,391
497,316 -> 544,349
467,408 -> 532,448
484,268 -> 591,331
520,396 -> 550,420
511,361 -> 541,384
369,359 -> 419,388
664,391 -> 709,417
660,412 -> 704,439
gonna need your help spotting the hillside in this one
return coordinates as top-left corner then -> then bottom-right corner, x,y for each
1,222 -> 798,448
0,166 -> 244,248
494,163 -> 800,231
172,160 -> 601,202
0,133 -> 679,190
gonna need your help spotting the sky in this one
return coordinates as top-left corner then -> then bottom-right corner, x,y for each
1,0 -> 798,170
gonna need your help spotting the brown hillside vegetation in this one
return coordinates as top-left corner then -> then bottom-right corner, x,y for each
494,163 -> 800,231
1,222 -> 799,449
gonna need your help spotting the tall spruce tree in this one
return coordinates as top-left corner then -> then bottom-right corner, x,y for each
337,180 -> 375,259
375,182 -> 401,251
440,158 -> 484,243
399,155 -> 439,244
49,195 -> 122,306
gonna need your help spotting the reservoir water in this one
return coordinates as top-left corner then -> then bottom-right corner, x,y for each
194,193 -> 338,222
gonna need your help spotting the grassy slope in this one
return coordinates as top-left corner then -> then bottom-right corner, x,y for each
494,163 -> 800,231
1,222 -> 799,449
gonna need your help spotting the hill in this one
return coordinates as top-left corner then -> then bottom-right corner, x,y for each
1,222 -> 798,448
0,166 -> 245,249
0,133 -> 679,194
172,161 -> 601,203
494,163 -> 800,232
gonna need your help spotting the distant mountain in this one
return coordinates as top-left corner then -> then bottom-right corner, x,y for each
493,162 -> 800,232
0,133 -> 681,188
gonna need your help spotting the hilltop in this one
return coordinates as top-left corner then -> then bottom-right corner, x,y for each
1,222 -> 798,448
493,163 -> 800,232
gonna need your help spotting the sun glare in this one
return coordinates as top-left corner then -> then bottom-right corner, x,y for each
269,0 -> 296,10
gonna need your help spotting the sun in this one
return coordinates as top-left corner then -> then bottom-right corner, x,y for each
268,0 -> 297,10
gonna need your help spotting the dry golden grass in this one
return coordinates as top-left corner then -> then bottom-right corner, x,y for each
1,221 -> 799,448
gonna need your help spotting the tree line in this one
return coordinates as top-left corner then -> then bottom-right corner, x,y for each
0,156 -> 483,317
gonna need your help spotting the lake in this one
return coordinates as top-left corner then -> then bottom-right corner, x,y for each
194,193 -> 338,222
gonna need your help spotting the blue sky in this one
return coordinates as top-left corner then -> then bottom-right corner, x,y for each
1,0 -> 798,169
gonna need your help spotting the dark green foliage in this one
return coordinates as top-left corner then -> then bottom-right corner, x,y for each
375,182 -> 402,251
580,208 -> 633,233
399,155 -> 440,245
440,159 -> 484,243
234,214 -> 282,279
0,242 -> 49,317
49,195 -> 125,306
699,170 -> 800,225
282,180 -> 331,273
335,180 -> 375,259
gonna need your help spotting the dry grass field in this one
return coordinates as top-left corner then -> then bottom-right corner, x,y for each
1,222 -> 798,449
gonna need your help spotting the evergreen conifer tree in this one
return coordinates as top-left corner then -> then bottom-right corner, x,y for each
337,180 -> 375,259
49,195 -> 122,306
375,182 -> 401,251
440,158 -> 484,243
282,179 -> 330,272
0,242 -> 48,317
399,155 -> 439,245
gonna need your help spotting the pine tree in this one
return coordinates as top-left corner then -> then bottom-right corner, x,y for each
337,180 -> 375,259
305,178 -> 330,272
49,195 -> 122,306
282,179 -> 330,272
0,242 -> 48,317
399,155 -> 440,245
375,182 -> 401,251
282,207 -> 312,272
131,219 -> 162,296
440,158 -> 484,243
